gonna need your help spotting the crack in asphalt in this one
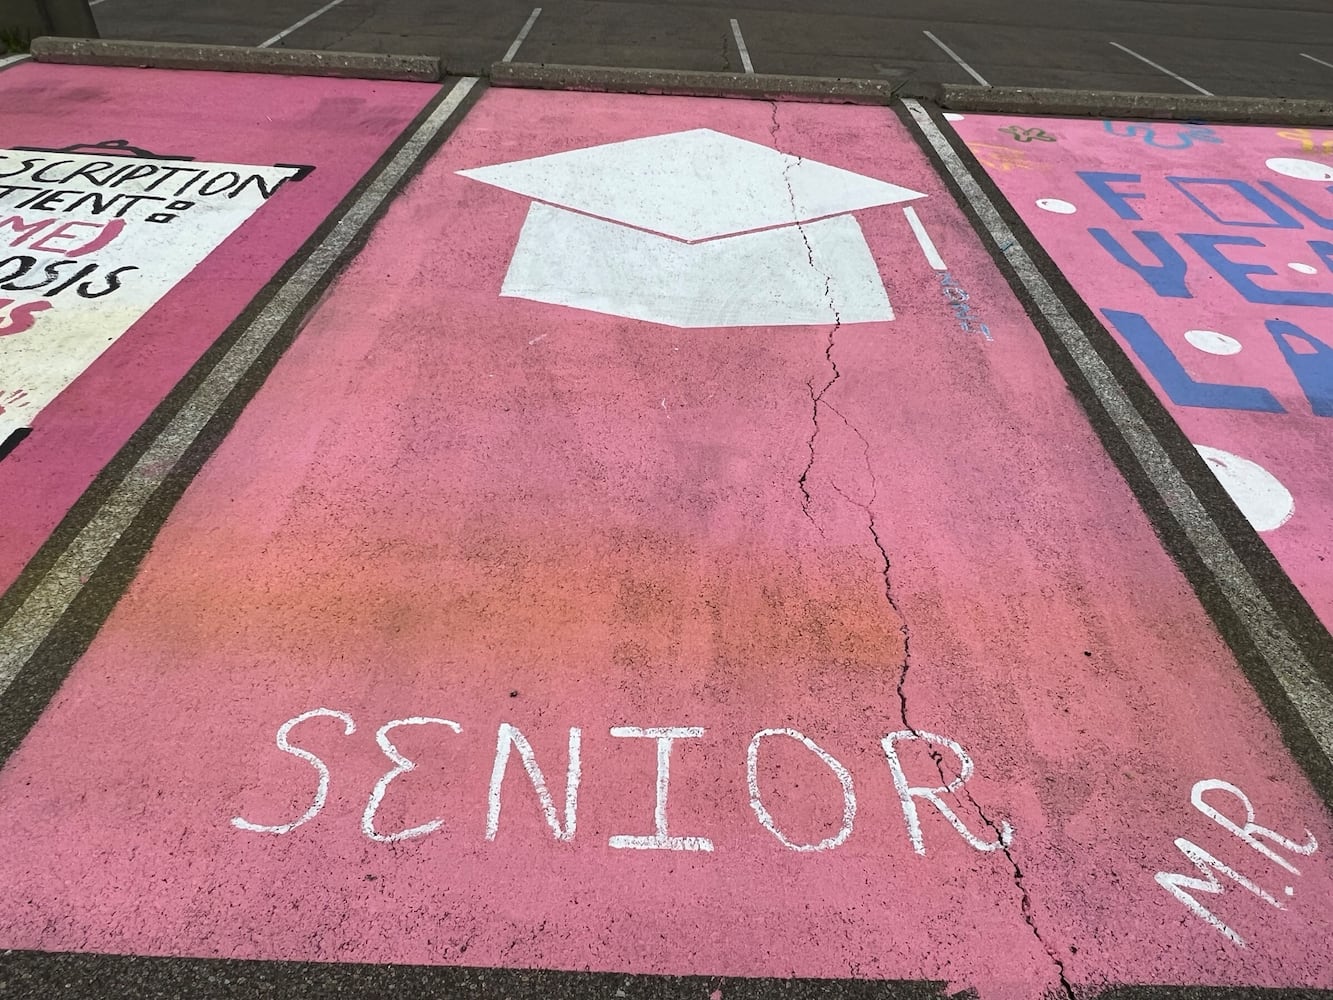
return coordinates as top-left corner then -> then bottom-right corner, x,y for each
996,839 -> 1078,1000
821,403 -> 912,701
769,101 -> 842,534
826,405 -> 1074,999
762,109 -> 1073,983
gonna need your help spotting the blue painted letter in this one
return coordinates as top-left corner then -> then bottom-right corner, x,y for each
1089,229 -> 1191,297
1181,233 -> 1333,307
1168,177 -> 1302,229
1259,182 -> 1333,230
1078,172 -> 1145,220
1102,309 -> 1284,413
1269,320 -> 1333,417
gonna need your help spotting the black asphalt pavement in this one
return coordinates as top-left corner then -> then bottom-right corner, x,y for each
90,0 -> 1333,97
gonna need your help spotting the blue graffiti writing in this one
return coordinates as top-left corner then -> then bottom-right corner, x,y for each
1103,120 -> 1222,150
940,271 -> 992,340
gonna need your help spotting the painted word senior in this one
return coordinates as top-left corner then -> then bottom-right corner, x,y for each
232,710 -> 1015,856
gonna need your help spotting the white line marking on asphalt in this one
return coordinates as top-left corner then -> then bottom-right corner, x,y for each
259,0 -> 347,48
922,30 -> 989,86
901,97 -> 1333,762
502,7 -> 543,63
902,206 -> 946,271
0,53 -> 31,67
1300,52 -> 1333,70
1109,41 -> 1213,95
731,18 -> 755,74
0,77 -> 481,697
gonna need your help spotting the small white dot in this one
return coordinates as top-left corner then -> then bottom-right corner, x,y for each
1185,329 -> 1242,355
1036,198 -> 1077,214
1265,157 -> 1333,182
944,113 -> 965,121
1285,885 -> 1295,896
1288,262 -> 1318,275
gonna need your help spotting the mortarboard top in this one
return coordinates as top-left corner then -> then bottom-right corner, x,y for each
457,128 -> 926,243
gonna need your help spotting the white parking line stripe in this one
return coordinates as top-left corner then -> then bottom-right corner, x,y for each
502,7 -> 543,63
730,18 -> 755,74
1300,52 -> 1333,70
903,206 -> 946,271
922,30 -> 989,87
1109,41 -> 1213,95
258,0 -> 348,48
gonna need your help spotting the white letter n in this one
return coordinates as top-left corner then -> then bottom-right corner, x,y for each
486,723 -> 581,842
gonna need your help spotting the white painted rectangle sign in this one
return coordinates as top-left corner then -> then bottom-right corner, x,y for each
0,147 -> 304,442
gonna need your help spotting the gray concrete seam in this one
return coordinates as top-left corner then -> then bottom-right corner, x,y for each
28,37 -> 441,81
0,77 -> 480,697
903,82 -> 1333,125
900,96 -> 1333,763
489,62 -> 901,104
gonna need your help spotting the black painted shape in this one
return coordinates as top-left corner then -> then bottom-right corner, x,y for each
12,138 -> 195,160
274,162 -> 317,182
0,427 -> 31,462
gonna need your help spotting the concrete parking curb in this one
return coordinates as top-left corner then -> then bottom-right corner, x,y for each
19,44 -> 1333,123
905,82 -> 1333,125
490,62 -> 900,104
28,37 -> 441,82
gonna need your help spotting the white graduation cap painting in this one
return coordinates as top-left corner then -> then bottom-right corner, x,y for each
457,128 -> 934,329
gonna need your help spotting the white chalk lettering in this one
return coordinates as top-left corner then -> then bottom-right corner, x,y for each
747,728 -> 856,851
231,708 -> 356,835
881,730 -> 1014,856
1192,779 -> 1318,875
608,726 -> 713,852
233,711 -> 1018,861
362,716 -> 461,843
1156,837 -> 1285,947
486,724 -> 581,842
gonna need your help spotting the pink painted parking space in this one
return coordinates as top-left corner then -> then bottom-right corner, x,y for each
0,61 -> 438,594
0,89 -> 1330,998
950,114 -> 1333,633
